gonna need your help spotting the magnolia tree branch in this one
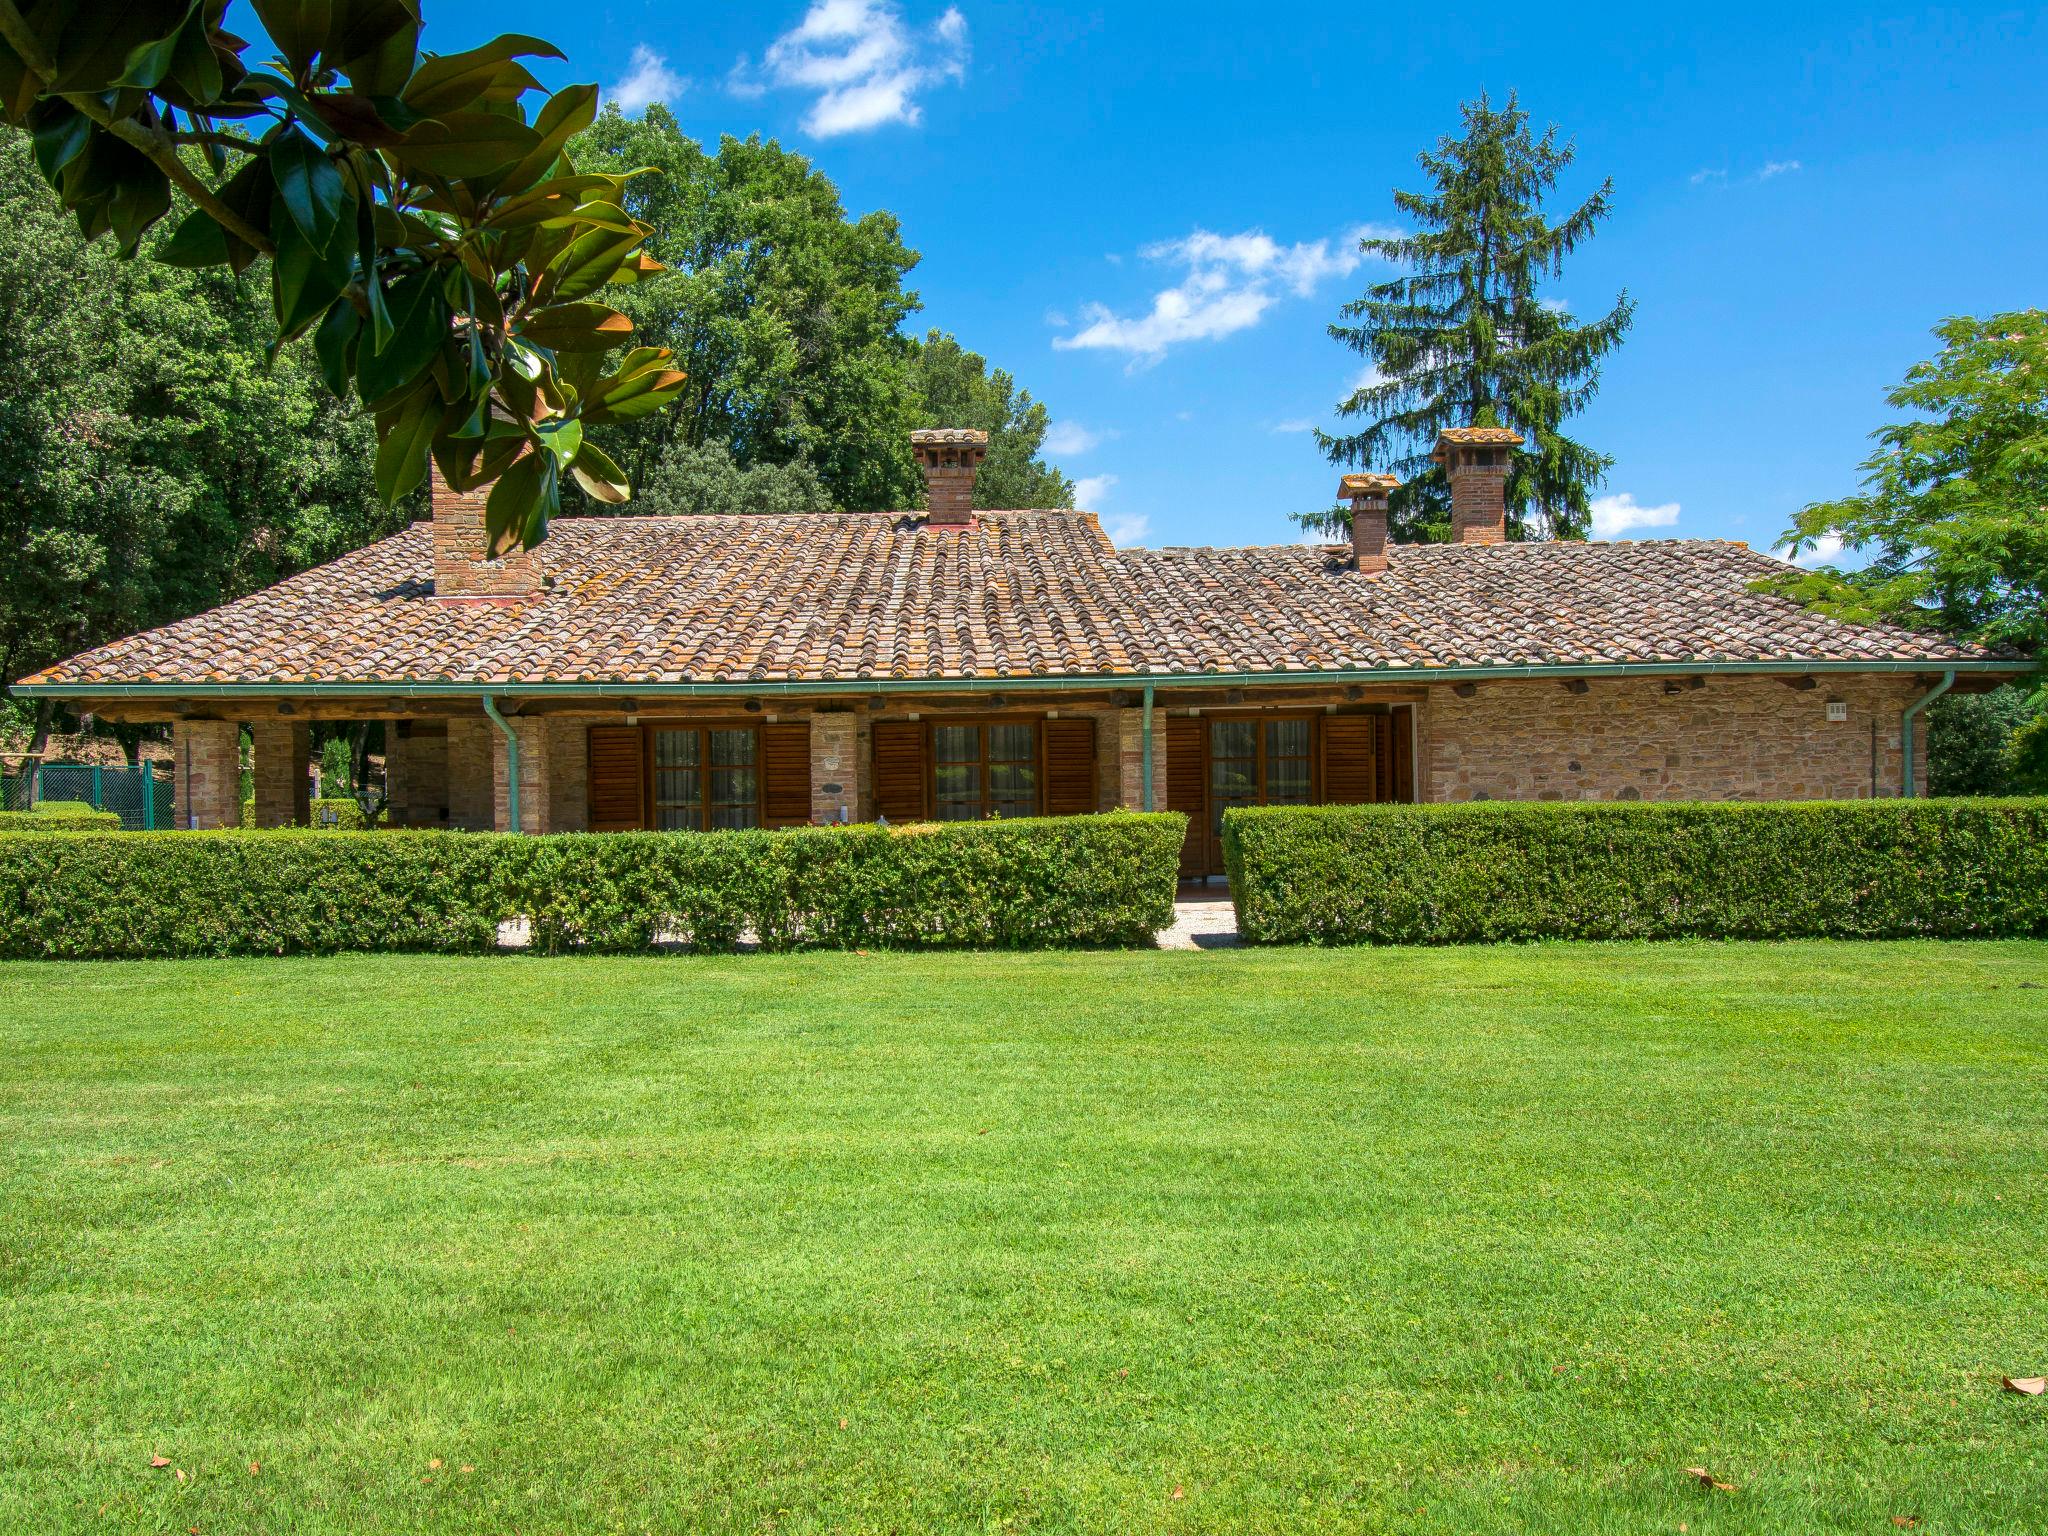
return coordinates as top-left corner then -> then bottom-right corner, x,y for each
0,0 -> 276,255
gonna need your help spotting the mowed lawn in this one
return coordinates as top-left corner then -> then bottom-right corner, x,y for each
3,945 -> 2047,1534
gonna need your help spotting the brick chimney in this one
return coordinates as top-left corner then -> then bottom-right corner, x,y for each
911,428 -> 988,527
1338,472 -> 1399,573
430,460 -> 540,598
1434,426 -> 1525,545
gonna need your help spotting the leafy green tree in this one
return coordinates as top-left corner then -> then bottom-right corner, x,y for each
0,127 -> 390,738
1778,311 -> 2048,657
1925,686 -> 2038,796
1313,93 -> 1633,542
572,105 -> 922,511
0,0 -> 686,554
633,441 -> 835,518
911,331 -> 1072,510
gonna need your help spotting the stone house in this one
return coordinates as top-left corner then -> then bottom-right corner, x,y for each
14,427 -> 2019,877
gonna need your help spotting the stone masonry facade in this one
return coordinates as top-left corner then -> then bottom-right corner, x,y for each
168,675 -> 1937,832
1419,674 -> 1927,802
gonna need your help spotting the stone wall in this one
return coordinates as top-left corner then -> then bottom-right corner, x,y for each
385,722 -> 449,827
445,719 -> 493,830
1418,674 -> 1927,802
172,719 -> 241,829
545,719 -> 587,833
810,711 -> 859,825
248,720 -> 309,828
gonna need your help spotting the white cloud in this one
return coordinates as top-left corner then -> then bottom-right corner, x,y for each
1776,532 -> 1845,568
1590,492 -> 1681,540
1053,224 -> 1390,365
742,1 -> 969,136
1271,418 -> 1317,434
1349,361 -> 1387,394
1103,513 -> 1151,546
609,45 -> 686,114
1693,159 -> 1804,189
1042,420 -> 1101,456
1072,473 -> 1118,508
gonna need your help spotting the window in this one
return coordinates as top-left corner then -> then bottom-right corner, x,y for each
932,722 -> 1039,820
1208,716 -> 1314,848
652,726 -> 759,831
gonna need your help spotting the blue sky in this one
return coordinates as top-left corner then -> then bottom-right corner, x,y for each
269,2 -> 2045,553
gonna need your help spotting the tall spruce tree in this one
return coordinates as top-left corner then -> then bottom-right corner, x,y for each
1312,94 -> 1633,542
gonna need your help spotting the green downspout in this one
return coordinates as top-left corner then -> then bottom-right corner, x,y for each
1141,682 -> 1155,812
480,695 -> 520,831
1898,670 -> 1954,798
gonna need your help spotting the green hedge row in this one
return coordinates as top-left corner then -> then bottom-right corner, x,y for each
0,809 -> 124,832
237,797 -> 375,829
1223,799 -> 2048,945
0,812 -> 1186,958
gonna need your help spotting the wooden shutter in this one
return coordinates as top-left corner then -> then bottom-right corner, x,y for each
873,720 -> 928,822
1042,718 -> 1097,817
1320,715 -> 1381,804
1390,707 -> 1415,803
761,721 -> 811,828
1165,715 -> 1205,877
588,725 -> 646,831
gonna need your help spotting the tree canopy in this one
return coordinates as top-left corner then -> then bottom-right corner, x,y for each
911,331 -> 1072,510
0,0 -> 688,555
570,106 -> 1071,514
1777,310 -> 2047,659
0,126 -> 392,719
1313,93 -> 1633,542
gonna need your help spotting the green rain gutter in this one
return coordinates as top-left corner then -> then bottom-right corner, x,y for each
11,658 -> 2022,705
480,695 -> 519,832
1898,669 -> 1955,799
1141,681 -> 1156,812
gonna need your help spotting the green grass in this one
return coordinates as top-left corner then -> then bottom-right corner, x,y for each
3,944 -> 2046,1534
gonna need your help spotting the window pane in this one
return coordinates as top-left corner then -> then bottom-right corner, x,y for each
709,728 -> 755,766
1211,720 -> 1255,760
935,796 -> 981,822
710,803 -> 758,831
1212,758 -> 1256,798
1267,758 -> 1311,804
988,723 -> 1035,763
934,762 -> 975,799
1267,718 -> 1310,759
934,725 -> 979,764
711,766 -> 756,807
654,730 -> 698,768
990,761 -> 1037,800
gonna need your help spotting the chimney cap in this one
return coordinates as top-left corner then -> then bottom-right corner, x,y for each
910,428 -> 989,447
1432,426 -> 1524,463
1337,472 -> 1399,501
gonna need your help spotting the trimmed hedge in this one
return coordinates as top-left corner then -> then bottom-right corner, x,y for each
0,808 -> 124,833
237,797 -> 376,829
0,812 -> 1185,958
1223,799 -> 2048,945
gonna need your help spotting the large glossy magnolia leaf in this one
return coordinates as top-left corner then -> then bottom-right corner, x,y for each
1,0 -> 683,550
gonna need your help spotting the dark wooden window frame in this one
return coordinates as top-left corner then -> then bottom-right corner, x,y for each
925,716 -> 1045,822
646,720 -> 764,832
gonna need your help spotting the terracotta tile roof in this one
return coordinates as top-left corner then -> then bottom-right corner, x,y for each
19,514 -> 1999,690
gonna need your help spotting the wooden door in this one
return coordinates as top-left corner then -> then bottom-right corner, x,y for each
1165,716 -> 1204,878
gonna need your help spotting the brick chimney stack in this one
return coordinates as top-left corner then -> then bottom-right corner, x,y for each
1338,473 -> 1399,573
911,428 -> 988,527
430,460 -> 541,598
1434,426 -> 1525,545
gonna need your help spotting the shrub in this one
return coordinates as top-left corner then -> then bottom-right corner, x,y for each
237,797 -> 376,829
0,808 -> 123,833
520,813 -> 1185,954
1223,799 -> 2048,946
0,813 -> 1186,959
